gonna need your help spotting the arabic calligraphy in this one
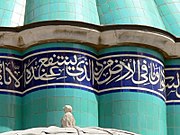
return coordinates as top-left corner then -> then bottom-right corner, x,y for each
95,56 -> 165,98
0,49 -> 166,100
23,53 -> 95,90
0,59 -> 22,92
165,68 -> 180,102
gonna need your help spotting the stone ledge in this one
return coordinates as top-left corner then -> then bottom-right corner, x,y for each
0,21 -> 179,58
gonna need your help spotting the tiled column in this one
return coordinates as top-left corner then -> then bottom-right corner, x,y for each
165,59 -> 180,135
0,49 -> 22,133
24,0 -> 99,24
22,42 -> 98,129
98,46 -> 167,135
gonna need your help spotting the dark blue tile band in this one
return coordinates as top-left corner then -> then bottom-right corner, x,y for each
0,47 -> 166,102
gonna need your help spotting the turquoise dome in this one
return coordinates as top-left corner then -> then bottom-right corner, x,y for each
0,0 -> 180,37
97,0 -> 166,30
0,0 -> 26,27
24,0 -> 100,25
155,0 -> 180,36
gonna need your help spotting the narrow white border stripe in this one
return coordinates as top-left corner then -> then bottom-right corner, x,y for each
100,87 -> 166,101
22,83 -> 165,101
0,89 -> 22,94
0,84 -> 165,101
0,56 -> 22,61
165,68 -> 180,71
166,100 -> 180,103
22,83 -> 99,94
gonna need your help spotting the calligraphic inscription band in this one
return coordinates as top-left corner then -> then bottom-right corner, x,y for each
23,48 -> 97,94
165,66 -> 180,104
96,53 -> 166,101
0,55 -> 22,94
0,47 -> 166,101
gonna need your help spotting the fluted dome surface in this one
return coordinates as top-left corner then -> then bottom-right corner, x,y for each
0,0 -> 180,37
0,0 -> 26,27
24,0 -> 100,24
97,0 -> 166,30
155,0 -> 180,36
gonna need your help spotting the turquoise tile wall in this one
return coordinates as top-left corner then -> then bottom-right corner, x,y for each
0,95 -> 22,133
155,0 -> 180,36
0,0 -> 26,27
98,46 -> 167,135
167,105 -> 180,135
22,88 -> 98,129
96,0 -> 165,30
24,0 -> 100,24
0,42 -> 99,132
0,43 -> 179,135
0,48 -> 22,133
99,92 -> 167,135
0,1 -> 179,134
22,42 -> 98,129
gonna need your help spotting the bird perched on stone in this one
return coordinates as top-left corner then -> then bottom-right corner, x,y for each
61,105 -> 75,128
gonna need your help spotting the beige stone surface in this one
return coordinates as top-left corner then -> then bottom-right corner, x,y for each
0,126 -> 140,135
0,25 -> 179,58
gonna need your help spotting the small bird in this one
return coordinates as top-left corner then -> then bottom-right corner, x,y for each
61,105 -> 75,128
